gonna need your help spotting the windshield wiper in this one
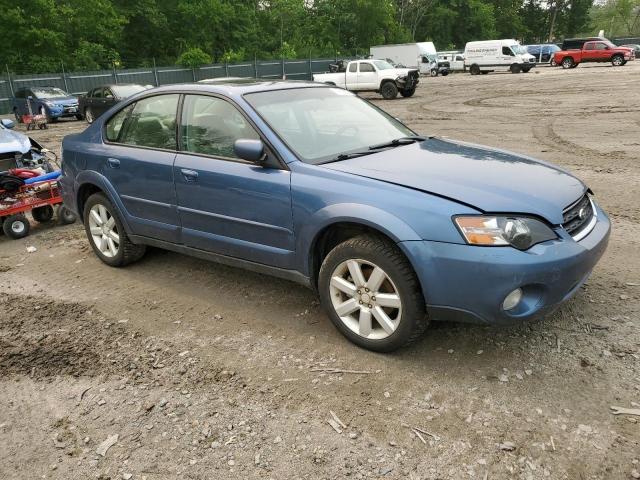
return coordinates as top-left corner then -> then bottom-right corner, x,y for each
323,136 -> 427,164
368,136 -> 427,150
324,150 -> 377,163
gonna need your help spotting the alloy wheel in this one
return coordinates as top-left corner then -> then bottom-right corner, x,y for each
85,108 -> 93,123
88,204 -> 120,258
329,259 -> 402,340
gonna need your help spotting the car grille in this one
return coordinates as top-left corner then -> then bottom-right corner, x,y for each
562,194 -> 595,239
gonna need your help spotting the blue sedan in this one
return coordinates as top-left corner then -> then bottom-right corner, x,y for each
59,81 -> 610,352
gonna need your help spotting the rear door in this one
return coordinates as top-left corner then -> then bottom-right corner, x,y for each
101,93 -> 181,242
173,94 -> 295,268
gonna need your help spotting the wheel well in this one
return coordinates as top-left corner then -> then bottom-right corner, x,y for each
77,183 -> 103,219
309,222 -> 396,290
380,78 -> 396,87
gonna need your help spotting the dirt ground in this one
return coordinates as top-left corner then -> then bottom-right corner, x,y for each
1,63 -> 639,480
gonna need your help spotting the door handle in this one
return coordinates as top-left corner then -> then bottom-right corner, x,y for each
107,157 -> 120,168
181,168 -> 198,182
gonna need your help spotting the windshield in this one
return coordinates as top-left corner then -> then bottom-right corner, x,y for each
245,87 -> 415,164
372,60 -> 394,70
112,84 -> 148,98
32,87 -> 70,99
511,45 -> 527,55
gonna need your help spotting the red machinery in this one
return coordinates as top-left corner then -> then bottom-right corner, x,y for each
0,175 -> 76,239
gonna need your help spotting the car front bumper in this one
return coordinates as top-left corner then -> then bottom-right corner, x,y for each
400,203 -> 610,325
47,104 -> 80,118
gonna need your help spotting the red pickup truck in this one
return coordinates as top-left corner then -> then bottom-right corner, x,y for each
554,40 -> 634,69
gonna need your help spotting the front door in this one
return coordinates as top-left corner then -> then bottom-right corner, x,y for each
100,93 -> 181,242
357,62 -> 378,89
174,94 -> 295,269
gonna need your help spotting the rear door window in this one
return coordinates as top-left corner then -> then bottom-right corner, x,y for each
106,94 -> 179,149
348,63 -> 357,73
359,62 -> 375,72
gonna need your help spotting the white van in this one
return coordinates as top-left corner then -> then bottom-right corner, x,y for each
464,39 -> 537,75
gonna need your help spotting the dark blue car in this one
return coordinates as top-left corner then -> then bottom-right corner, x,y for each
59,81 -> 610,352
12,86 -> 82,122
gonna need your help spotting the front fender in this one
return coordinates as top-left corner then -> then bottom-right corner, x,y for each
295,202 -> 422,276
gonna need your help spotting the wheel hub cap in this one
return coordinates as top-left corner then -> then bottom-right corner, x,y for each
88,204 -> 120,258
329,259 -> 402,340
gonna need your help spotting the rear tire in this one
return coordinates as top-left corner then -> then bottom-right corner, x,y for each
318,234 -> 429,352
470,64 -> 481,75
32,205 -> 54,223
84,108 -> 94,124
611,54 -> 624,66
3,214 -> 30,239
83,192 -> 146,267
58,206 -> 77,225
380,82 -> 398,100
561,57 -> 574,69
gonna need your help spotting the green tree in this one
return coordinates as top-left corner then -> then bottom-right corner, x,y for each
176,48 -> 212,68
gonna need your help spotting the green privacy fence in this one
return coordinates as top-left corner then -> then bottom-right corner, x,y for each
0,57 -> 348,116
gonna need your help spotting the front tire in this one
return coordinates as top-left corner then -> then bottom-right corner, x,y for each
400,88 -> 416,98
380,82 -> 398,100
83,193 -> 146,267
510,64 -> 521,74
3,214 -> 30,239
318,235 -> 428,352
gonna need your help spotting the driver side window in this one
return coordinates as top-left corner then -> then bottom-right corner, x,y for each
502,46 -> 514,56
181,95 -> 259,159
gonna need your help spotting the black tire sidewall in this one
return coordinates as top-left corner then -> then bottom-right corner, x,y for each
381,82 -> 398,100
318,236 -> 427,352
32,205 -> 54,223
3,215 -> 30,239
58,206 -> 77,225
83,193 -> 127,266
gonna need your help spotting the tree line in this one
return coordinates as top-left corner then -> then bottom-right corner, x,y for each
1,0 -> 637,74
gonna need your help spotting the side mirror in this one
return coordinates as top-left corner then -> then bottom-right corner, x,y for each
1,119 -> 15,129
234,139 -> 266,163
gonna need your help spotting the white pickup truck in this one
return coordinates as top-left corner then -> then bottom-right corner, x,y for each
313,59 -> 420,100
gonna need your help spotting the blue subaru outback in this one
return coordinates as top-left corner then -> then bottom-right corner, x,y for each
59,81 -> 610,352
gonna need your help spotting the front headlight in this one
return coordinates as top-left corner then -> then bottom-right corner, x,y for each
454,216 -> 557,250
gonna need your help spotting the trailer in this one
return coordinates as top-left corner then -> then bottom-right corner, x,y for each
370,42 -> 441,75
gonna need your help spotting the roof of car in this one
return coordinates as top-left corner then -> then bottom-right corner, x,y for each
140,80 -> 325,97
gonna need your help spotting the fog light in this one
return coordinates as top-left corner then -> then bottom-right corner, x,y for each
503,288 -> 523,311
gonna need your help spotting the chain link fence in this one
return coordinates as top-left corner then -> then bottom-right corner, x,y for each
0,57 -> 351,115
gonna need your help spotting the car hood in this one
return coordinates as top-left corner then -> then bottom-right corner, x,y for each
44,96 -> 78,105
0,126 -> 30,154
322,137 -> 586,225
